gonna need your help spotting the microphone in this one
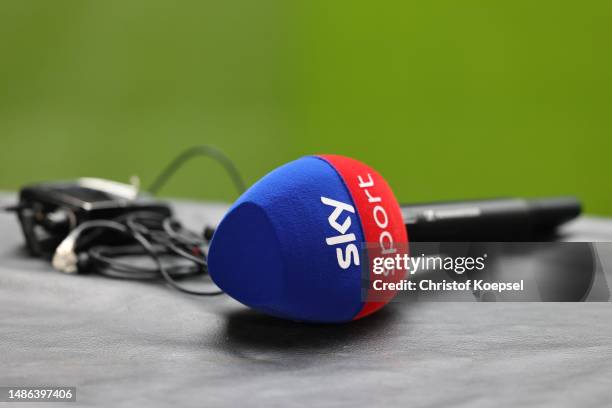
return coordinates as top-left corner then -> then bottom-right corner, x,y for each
208,155 -> 407,323
207,155 -> 581,323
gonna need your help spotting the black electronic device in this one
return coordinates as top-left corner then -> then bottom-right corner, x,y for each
12,178 -> 172,258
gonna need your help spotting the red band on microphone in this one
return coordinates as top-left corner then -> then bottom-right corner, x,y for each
318,155 -> 409,319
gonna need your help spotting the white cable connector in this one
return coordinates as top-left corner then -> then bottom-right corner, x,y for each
52,236 -> 79,273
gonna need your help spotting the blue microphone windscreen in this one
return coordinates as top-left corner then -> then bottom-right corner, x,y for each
208,156 -> 366,322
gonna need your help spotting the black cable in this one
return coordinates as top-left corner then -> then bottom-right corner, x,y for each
162,218 -> 204,247
88,244 -> 201,279
70,217 -> 222,295
127,226 -> 223,296
140,145 -> 246,296
147,145 -> 246,196
76,210 -> 169,250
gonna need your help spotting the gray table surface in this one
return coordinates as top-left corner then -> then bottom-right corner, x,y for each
1,194 -> 612,407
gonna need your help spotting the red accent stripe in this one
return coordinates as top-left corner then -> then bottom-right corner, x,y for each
318,155 -> 408,319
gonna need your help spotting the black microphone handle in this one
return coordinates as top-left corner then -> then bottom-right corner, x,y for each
400,197 -> 581,242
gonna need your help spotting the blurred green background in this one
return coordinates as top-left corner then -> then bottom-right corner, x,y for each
1,1 -> 611,214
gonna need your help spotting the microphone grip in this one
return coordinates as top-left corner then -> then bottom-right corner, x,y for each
401,197 -> 581,242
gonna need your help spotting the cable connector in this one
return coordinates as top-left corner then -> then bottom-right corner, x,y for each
52,237 -> 79,273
